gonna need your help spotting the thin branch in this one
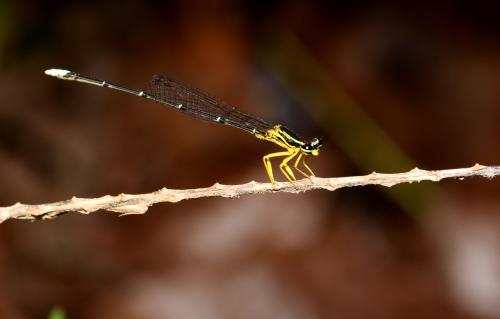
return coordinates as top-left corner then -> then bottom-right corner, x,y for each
1,164 -> 498,223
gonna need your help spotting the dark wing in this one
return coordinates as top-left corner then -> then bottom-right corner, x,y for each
146,75 -> 273,135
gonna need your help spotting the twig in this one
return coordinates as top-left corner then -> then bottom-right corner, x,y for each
1,164 -> 498,223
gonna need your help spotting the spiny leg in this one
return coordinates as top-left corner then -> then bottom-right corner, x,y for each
293,153 -> 310,178
279,149 -> 300,182
262,151 -> 294,184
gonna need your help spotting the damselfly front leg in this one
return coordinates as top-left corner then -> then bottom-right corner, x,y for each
293,153 -> 316,179
301,156 -> 316,177
293,153 -> 309,178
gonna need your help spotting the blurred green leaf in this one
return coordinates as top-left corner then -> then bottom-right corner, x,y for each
48,307 -> 66,319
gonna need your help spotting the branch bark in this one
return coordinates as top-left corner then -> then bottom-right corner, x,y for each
1,164 -> 498,223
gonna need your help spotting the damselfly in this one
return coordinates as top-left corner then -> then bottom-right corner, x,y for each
44,69 -> 322,183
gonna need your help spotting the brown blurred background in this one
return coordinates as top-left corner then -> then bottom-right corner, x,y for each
1,0 -> 500,318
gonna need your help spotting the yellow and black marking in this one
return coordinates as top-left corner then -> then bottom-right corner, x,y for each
44,68 -> 322,183
256,125 -> 321,183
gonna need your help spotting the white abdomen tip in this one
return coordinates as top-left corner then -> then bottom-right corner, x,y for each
44,68 -> 70,77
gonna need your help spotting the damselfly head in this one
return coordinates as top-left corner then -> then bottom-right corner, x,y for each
301,137 -> 322,156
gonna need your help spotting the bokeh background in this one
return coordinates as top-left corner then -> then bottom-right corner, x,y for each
1,1 -> 500,318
